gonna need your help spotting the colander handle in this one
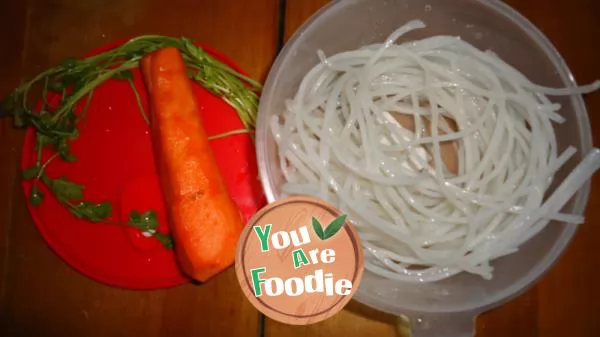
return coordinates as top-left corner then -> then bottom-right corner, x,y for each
396,313 -> 476,337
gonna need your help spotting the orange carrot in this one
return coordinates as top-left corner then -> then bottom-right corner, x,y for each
141,47 -> 244,282
140,53 -> 154,94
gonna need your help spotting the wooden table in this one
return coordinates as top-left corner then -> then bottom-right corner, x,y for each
0,0 -> 598,336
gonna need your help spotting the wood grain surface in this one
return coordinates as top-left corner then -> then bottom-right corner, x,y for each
1,0 -> 599,337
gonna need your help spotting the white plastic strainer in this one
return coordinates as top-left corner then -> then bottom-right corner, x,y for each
256,0 -> 596,335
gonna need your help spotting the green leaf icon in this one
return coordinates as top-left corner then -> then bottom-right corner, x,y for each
312,217 -> 326,240
323,214 -> 347,239
312,214 -> 348,240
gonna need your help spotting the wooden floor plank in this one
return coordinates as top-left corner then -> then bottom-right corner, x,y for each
0,1 -> 279,336
0,0 -> 29,319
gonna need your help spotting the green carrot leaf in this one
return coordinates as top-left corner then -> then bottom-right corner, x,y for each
60,57 -> 79,69
48,80 -> 65,93
128,210 -> 160,231
113,70 -> 134,81
128,210 -> 173,249
22,166 -> 41,180
29,186 -> 44,206
154,233 -> 174,249
12,108 -> 26,128
182,38 -> 206,63
37,132 -> 55,148
48,177 -> 84,201
56,138 -> 76,162
69,201 -> 112,221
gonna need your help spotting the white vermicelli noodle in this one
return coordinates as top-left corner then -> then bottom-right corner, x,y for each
270,20 -> 600,282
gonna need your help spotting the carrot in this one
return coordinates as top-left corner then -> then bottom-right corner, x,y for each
141,47 -> 244,282
140,53 -> 154,95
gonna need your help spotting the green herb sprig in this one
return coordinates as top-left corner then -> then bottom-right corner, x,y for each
1,35 -> 262,248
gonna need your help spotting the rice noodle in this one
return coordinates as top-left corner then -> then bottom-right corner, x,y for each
270,20 -> 600,282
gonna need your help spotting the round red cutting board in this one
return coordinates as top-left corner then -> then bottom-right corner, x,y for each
20,40 -> 266,289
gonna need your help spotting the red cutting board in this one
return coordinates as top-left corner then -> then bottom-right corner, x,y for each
20,39 -> 266,289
